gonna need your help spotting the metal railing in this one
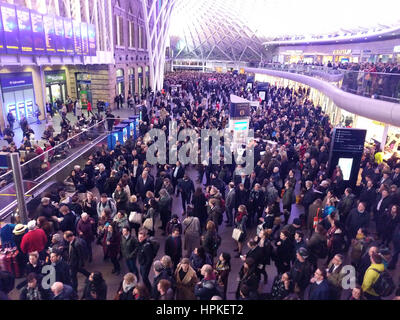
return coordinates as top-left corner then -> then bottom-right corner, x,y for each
258,63 -> 400,103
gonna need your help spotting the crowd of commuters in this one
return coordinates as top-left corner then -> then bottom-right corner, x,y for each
0,70 -> 400,301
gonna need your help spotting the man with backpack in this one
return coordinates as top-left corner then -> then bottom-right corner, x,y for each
97,194 -> 117,218
137,228 -> 158,290
362,252 -> 395,300
63,231 -> 90,292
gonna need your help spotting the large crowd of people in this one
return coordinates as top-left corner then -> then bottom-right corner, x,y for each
0,71 -> 400,301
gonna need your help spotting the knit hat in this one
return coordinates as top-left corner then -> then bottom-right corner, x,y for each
297,247 -> 309,259
13,224 -> 27,235
27,220 -> 36,230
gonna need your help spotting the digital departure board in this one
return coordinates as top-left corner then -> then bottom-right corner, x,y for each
1,3 -> 19,54
331,128 -> 366,154
0,9 -> 4,53
73,20 -> 82,55
328,128 -> 367,187
88,23 -> 96,56
230,102 -> 251,118
16,8 -> 33,53
43,15 -> 56,54
0,3 -> 96,57
81,22 -> 89,55
30,11 -> 45,53
63,18 -> 74,55
54,18 -> 65,54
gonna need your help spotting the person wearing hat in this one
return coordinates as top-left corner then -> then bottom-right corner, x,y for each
13,224 -> 28,275
289,247 -> 313,299
20,220 -> 48,258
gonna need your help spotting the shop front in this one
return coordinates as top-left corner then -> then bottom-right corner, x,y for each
76,72 -> 92,109
45,70 -> 67,104
333,49 -> 357,63
128,68 -> 135,95
116,68 -> 125,96
0,72 -> 36,127
138,67 -> 143,96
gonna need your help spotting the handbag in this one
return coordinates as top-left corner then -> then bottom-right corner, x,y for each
129,211 -> 143,225
232,228 -> 243,241
143,217 -> 154,231
313,208 -> 322,229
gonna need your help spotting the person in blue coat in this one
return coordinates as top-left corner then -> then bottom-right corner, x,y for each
308,268 -> 331,300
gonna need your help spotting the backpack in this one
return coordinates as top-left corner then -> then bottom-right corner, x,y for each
148,237 -> 160,259
371,268 -> 395,297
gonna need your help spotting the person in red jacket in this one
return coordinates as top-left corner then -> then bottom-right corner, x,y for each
87,101 -> 94,117
20,220 -> 48,259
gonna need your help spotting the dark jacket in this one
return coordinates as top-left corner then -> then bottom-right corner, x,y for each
82,278 -> 108,300
67,238 -> 86,269
60,212 -> 77,234
135,175 -> 155,199
308,279 -> 331,300
152,270 -> 172,300
194,278 -> 220,300
19,284 -> 53,300
165,235 -> 182,263
289,259 -> 313,291
345,208 -> 370,239
137,240 -> 154,267
53,260 -> 72,285
120,234 -> 139,260
53,284 -> 75,300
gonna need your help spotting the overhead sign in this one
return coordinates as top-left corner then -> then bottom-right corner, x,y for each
333,49 -> 352,55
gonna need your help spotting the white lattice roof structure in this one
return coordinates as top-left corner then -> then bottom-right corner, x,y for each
169,0 -> 400,61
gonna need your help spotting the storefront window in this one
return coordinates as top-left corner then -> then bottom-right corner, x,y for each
0,72 -> 36,126
76,72 -> 92,109
116,68 -> 125,96
45,70 -> 67,104
128,68 -> 135,94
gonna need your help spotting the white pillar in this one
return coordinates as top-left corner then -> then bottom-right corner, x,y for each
381,124 -> 390,151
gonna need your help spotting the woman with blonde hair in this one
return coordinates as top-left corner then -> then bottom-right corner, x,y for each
127,194 -> 142,236
115,272 -> 137,300
234,205 -> 248,258
161,255 -> 174,279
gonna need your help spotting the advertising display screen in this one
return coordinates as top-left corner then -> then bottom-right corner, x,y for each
16,8 -> 33,54
81,22 -> 89,55
338,158 -> 353,181
1,3 -> 20,54
43,15 -> 56,54
64,19 -> 74,55
54,18 -> 65,54
73,20 -> 82,55
30,11 -> 45,53
0,10 -> 4,53
88,24 -> 96,56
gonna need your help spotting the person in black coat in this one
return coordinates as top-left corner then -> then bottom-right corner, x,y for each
137,229 -> 155,291
358,180 -> 376,212
152,261 -> 173,300
135,171 -> 155,200
235,183 -> 249,209
49,251 -> 72,286
308,268 -> 331,300
345,202 -> 370,241
19,273 -> 53,300
164,228 -> 183,268
177,174 -> 195,214
289,248 -> 313,299
81,272 -> 107,300
302,181 -> 317,219
373,187 -> 393,239
274,230 -> 294,275
171,161 -> 185,194
235,257 -> 260,300
58,205 -> 76,234
191,188 -> 208,231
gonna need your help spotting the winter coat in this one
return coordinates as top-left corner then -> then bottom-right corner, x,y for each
182,216 -> 201,253
174,263 -> 198,300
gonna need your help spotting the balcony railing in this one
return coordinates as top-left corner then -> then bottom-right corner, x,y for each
258,63 -> 400,103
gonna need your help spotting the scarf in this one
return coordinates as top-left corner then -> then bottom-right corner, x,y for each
26,287 -> 40,300
122,280 -> 136,293
236,210 -> 247,223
